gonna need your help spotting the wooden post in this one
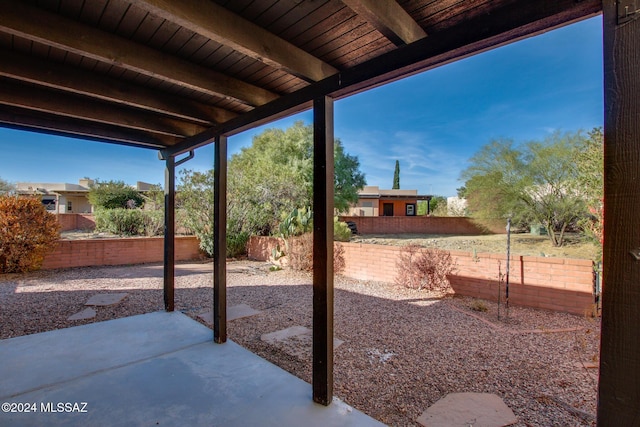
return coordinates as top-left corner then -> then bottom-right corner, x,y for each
312,95 -> 334,405
163,155 -> 175,312
213,135 -> 227,344
598,2 -> 640,425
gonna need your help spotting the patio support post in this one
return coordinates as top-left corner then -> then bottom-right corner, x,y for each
163,155 -> 175,312
213,135 -> 227,344
598,2 -> 640,425
312,95 -> 334,405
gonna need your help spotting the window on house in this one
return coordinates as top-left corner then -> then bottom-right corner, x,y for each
406,203 -> 416,216
67,201 -> 72,212
361,201 -> 373,208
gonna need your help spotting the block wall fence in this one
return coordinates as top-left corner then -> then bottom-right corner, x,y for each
56,213 -> 96,231
338,216 -> 506,235
41,236 -> 202,270
247,236 -> 596,315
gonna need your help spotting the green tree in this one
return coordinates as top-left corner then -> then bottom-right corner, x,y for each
393,160 -> 400,189
429,196 -> 448,216
0,177 -> 14,195
461,132 -> 588,247
177,169 -> 215,255
88,180 -> 145,209
228,121 -> 365,235
575,127 -> 604,246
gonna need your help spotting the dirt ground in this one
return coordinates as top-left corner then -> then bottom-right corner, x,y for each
353,232 -> 599,260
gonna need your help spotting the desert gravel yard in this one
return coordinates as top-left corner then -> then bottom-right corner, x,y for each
0,261 -> 599,426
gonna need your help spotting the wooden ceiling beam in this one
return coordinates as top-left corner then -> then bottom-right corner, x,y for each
0,0 -> 278,107
0,49 -> 237,126
131,0 -> 338,82
0,79 -> 206,138
0,107 -> 173,149
342,0 -> 427,45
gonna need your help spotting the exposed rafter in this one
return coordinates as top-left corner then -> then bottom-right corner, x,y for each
131,0 -> 338,82
342,0 -> 427,45
0,107 -> 172,149
0,79 -> 205,138
0,49 -> 236,126
0,0 -> 278,107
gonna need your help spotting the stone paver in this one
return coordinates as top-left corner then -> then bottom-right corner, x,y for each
197,304 -> 262,325
85,293 -> 129,306
261,326 -> 344,360
416,392 -> 517,427
67,308 -> 96,321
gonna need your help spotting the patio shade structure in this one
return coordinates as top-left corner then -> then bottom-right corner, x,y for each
0,0 -> 638,423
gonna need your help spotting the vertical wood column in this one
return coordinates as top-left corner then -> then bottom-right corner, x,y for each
598,3 -> 640,425
312,96 -> 334,405
214,135 -> 227,344
163,155 -> 175,312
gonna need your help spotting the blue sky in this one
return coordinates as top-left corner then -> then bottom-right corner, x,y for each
0,16 -> 603,197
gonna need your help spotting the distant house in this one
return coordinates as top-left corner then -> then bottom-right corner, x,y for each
347,186 -> 432,217
16,179 -> 155,214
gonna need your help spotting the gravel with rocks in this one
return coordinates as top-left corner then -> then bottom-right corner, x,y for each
0,261 -> 599,426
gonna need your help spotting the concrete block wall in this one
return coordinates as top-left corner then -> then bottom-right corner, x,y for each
247,236 -> 595,315
338,216 -> 505,235
42,236 -> 202,269
56,213 -> 96,231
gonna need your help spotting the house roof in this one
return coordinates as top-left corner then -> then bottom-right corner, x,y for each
358,185 -> 431,200
0,1 -> 601,154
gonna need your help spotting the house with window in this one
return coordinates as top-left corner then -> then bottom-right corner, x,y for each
347,186 -> 432,217
16,179 -> 155,214
16,179 -> 94,214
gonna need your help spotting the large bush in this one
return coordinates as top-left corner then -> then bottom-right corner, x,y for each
94,208 -> 164,236
0,196 -> 61,273
88,180 -> 145,209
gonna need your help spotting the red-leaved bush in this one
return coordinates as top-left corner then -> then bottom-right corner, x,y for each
0,196 -> 61,273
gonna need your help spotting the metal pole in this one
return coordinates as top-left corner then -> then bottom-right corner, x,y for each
505,217 -> 511,317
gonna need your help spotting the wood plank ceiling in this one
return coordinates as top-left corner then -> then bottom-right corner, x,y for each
0,0 -> 601,151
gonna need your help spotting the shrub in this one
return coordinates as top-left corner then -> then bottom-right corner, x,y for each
142,210 -> 164,237
88,180 -> 145,209
286,233 -> 345,274
0,196 -> 61,273
334,218 -> 352,242
94,208 -> 145,236
395,244 -> 456,292
227,231 -> 250,258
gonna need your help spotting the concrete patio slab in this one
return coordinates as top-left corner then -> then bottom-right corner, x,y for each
416,392 -> 517,427
197,303 -> 262,325
85,293 -> 128,306
67,308 -> 96,321
0,312 -> 382,427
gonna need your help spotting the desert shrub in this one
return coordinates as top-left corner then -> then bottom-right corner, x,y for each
286,233 -> 345,274
94,208 -> 145,236
334,218 -> 352,242
227,231 -> 250,258
142,209 -> 165,236
395,244 -> 456,292
88,180 -> 145,209
470,300 -> 489,312
0,196 -> 61,273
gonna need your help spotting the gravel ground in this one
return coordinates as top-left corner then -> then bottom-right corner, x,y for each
0,261 -> 599,426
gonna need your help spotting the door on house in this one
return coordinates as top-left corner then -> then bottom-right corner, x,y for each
383,203 -> 394,216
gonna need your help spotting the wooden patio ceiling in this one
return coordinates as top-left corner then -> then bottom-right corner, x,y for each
0,0 -> 601,154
